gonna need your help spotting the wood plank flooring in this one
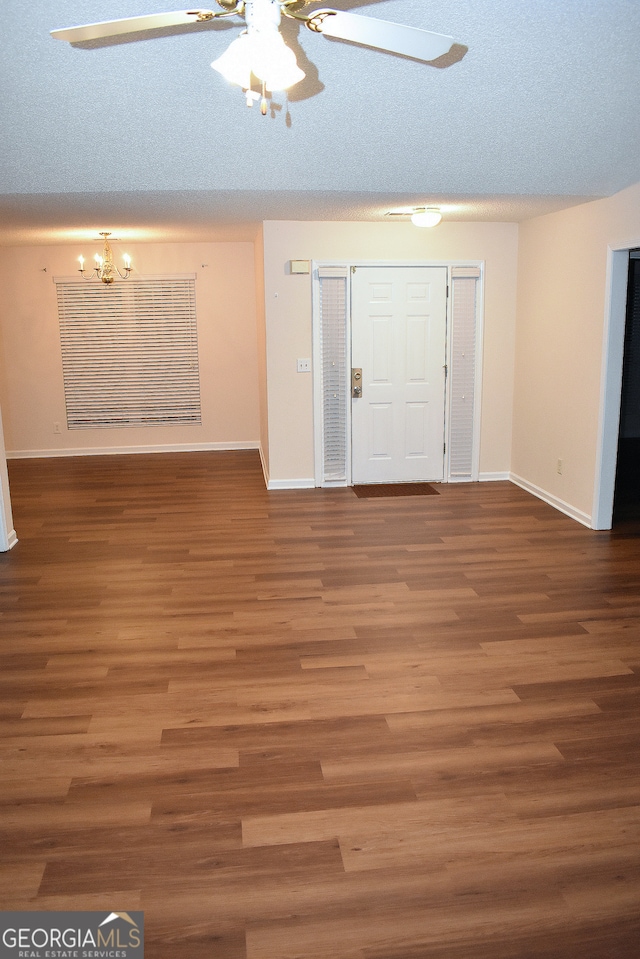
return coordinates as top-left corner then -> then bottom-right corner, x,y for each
1,450 -> 639,959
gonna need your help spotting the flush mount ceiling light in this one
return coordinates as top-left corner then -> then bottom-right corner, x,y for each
410,208 -> 443,228
385,207 -> 444,227
78,233 -> 132,284
51,1 -> 464,116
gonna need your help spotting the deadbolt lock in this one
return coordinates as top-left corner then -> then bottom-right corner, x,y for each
351,368 -> 363,398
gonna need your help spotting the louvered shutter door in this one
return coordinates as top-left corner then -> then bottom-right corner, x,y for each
318,268 -> 349,483
449,267 -> 481,478
56,277 -> 201,429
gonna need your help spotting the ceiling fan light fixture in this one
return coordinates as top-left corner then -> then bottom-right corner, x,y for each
411,208 -> 442,228
211,26 -> 305,93
211,32 -> 254,89
52,2 -> 464,112
253,32 -> 305,91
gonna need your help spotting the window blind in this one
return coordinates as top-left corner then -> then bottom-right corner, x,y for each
449,267 -> 481,478
56,277 -> 201,429
318,268 -> 349,483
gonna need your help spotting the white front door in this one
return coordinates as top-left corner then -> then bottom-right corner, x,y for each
351,266 -> 447,484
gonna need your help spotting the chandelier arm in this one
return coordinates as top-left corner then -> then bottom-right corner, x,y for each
78,267 -> 131,282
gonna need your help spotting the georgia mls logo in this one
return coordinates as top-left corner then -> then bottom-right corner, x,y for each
0,911 -> 143,958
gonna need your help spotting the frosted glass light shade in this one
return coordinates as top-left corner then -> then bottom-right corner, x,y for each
211,33 -> 254,89
212,30 -> 305,92
253,32 -> 305,91
411,208 -> 442,228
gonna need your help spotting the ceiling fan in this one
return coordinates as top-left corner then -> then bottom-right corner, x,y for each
51,0 -> 463,114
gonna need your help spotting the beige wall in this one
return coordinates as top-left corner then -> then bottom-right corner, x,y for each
261,219 -> 519,484
5,186 -> 637,523
513,181 -> 640,524
0,241 -> 260,456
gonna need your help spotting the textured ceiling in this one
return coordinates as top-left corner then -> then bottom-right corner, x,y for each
1,0 -> 639,244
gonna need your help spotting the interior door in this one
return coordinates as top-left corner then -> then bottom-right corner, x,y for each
351,265 -> 447,484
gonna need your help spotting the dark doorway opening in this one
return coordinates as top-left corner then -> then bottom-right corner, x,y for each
613,251 -> 640,521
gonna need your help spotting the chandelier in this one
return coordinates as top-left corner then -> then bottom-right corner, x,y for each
78,233 -> 132,284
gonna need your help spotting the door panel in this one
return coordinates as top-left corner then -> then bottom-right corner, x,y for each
351,266 -> 447,484
406,402 -> 429,455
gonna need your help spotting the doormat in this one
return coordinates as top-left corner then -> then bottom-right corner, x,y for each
352,483 -> 440,498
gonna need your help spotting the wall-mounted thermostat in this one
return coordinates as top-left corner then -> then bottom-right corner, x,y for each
290,260 -> 310,274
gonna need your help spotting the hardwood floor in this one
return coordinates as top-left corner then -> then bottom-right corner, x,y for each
1,451 -> 639,959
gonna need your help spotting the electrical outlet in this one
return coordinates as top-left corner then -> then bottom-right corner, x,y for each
557,458 -> 563,474
297,358 -> 311,373
54,422 -> 61,434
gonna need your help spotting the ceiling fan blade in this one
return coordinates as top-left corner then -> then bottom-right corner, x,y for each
309,10 -> 455,63
50,10 -> 218,44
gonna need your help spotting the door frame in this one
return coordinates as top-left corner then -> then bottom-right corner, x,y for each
592,240 -> 640,528
312,260 -> 485,488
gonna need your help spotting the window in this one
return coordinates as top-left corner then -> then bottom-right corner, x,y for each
56,277 -> 201,429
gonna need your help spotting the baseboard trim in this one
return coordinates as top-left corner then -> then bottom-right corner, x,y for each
267,478 -> 316,490
479,471 -> 511,482
0,528 -> 18,552
448,472 -> 511,483
509,473 -> 592,528
258,444 -> 269,489
6,441 -> 260,460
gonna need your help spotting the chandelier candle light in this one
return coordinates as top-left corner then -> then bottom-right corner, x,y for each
78,233 -> 132,284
